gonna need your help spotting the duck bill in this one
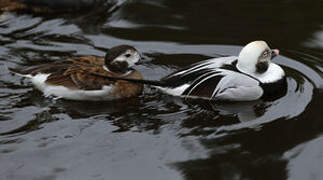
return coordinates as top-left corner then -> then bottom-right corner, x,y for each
135,57 -> 150,65
135,59 -> 143,65
271,49 -> 280,59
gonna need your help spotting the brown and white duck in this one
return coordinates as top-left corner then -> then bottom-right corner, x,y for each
9,45 -> 144,101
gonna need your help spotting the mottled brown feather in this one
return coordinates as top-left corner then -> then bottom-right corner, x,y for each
44,63 -> 114,90
66,56 -> 105,67
111,71 -> 143,98
45,72 -> 79,90
12,56 -> 102,76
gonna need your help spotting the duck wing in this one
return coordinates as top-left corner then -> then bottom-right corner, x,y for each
8,56 -> 103,76
45,65 -> 115,90
9,56 -> 115,90
181,69 -> 263,101
66,56 -> 105,66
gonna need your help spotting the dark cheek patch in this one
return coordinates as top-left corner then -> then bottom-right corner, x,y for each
109,61 -> 129,73
256,61 -> 269,74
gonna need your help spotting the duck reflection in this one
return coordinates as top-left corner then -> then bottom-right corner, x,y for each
11,88 -> 143,119
187,99 -> 269,123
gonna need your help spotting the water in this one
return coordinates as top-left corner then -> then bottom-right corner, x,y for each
0,0 -> 322,180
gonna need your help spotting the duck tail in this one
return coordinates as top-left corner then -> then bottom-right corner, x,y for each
7,67 -> 21,74
7,67 -> 33,77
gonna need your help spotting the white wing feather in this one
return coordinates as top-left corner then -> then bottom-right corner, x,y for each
211,70 -> 263,101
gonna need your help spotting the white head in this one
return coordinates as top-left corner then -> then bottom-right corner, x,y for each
236,41 -> 282,82
104,45 -> 141,74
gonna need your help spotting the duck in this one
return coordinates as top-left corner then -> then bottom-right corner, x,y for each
0,0 -> 102,12
105,41 -> 287,101
9,45 -> 144,101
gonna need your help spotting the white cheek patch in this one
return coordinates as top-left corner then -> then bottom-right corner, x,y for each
113,50 -> 139,68
130,52 -> 140,65
114,56 -> 127,62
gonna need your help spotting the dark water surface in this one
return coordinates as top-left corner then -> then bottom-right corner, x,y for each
0,0 -> 322,180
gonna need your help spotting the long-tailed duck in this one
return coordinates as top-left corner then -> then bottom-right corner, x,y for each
104,41 -> 287,101
9,45 -> 143,101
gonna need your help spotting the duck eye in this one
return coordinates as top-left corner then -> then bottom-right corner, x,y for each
125,54 -> 131,58
263,50 -> 269,57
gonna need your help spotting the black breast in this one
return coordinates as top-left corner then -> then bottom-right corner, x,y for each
260,77 -> 287,101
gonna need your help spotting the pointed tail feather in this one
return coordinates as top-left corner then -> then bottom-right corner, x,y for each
7,67 -> 33,78
7,67 -> 21,74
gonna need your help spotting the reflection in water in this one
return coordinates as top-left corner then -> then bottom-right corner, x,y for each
284,136 -> 323,180
0,0 -> 323,179
305,26 -> 323,51
210,100 -> 268,123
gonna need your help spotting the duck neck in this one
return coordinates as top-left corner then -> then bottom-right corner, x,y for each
236,62 -> 284,84
103,65 -> 132,76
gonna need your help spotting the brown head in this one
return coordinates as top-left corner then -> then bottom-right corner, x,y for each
104,45 -> 141,74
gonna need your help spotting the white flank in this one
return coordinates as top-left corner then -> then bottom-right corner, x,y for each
25,73 -> 115,101
30,74 -> 51,92
43,85 -> 114,101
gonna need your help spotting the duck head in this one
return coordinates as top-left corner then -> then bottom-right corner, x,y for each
104,45 -> 141,74
237,41 -> 280,77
